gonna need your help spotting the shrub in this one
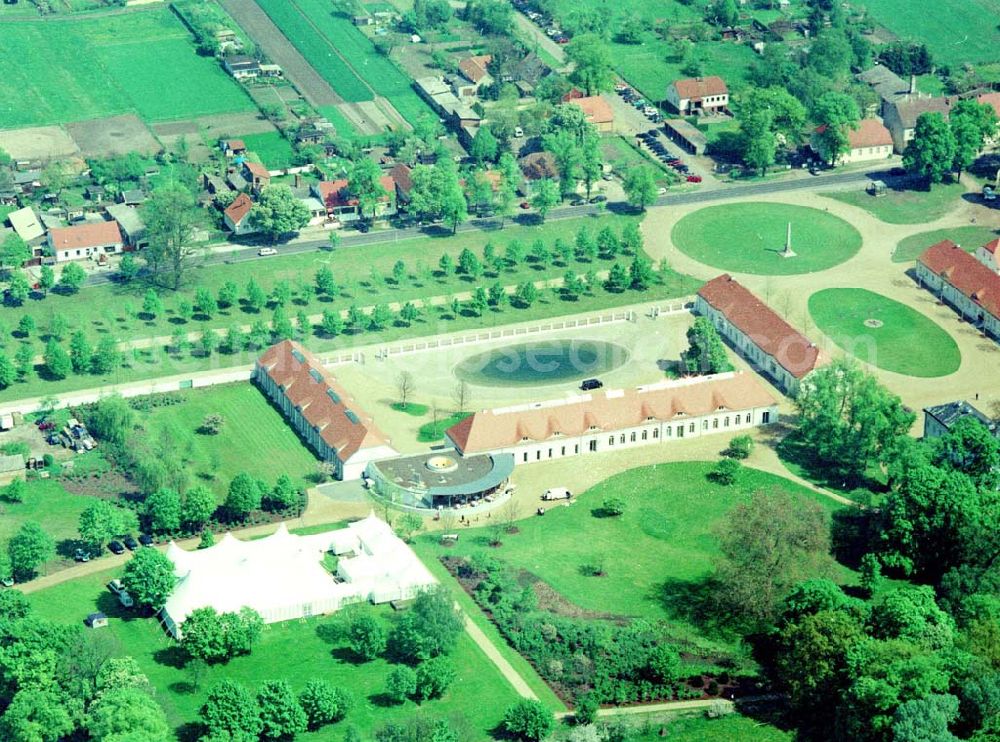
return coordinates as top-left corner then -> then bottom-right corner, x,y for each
707,680 -> 720,696
709,458 -> 741,486
723,434 -> 754,459
601,497 -> 626,517
503,700 -> 554,741
384,666 -> 417,704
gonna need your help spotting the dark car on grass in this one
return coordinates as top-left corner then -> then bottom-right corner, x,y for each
123,535 -> 139,551
108,541 -> 125,555
139,534 -> 154,547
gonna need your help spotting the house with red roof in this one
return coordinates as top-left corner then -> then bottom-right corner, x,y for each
917,240 -> 1000,340
568,96 -> 615,132
445,372 -> 777,462
255,341 -> 397,480
49,221 -> 123,263
666,76 -> 729,116
242,160 -> 271,194
454,54 -> 493,97
223,193 -> 257,236
310,175 -> 397,224
695,274 -> 827,395
811,118 -> 893,165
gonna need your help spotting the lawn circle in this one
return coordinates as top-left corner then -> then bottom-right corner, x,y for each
809,288 -> 961,378
671,203 -> 863,275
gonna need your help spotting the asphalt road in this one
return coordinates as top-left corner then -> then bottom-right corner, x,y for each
81,167 -> 884,289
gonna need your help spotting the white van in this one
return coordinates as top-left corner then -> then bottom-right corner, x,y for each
542,487 -> 572,501
258,247 -> 278,256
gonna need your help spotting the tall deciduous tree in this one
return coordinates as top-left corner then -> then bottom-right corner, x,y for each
8,521 -> 55,580
141,183 -> 201,289
682,317 -> 732,375
950,99 -> 999,178
566,34 -> 614,95
622,166 -> 658,211
349,158 -> 388,223
200,679 -> 263,741
903,112 -> 957,184
86,687 -> 171,742
257,679 -> 307,740
121,548 -> 176,611
249,185 -> 310,240
530,178 -> 560,221
812,91 -> 861,165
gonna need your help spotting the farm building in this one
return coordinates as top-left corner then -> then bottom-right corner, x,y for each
883,95 -> 955,153
455,54 -> 493,96
311,177 -> 397,224
221,139 -> 247,157
916,240 -> 1000,341
923,400 -> 998,440
855,66 -> 911,116
445,372 -> 778,462
223,193 -> 256,235
159,517 -> 436,638
977,239 -> 999,273
242,161 -> 271,194
106,204 -> 147,249
695,274 -> 827,396
7,205 -> 45,246
0,453 -> 25,484
665,76 -> 729,116
811,118 -> 893,165
254,340 -> 397,480
222,55 -> 261,80
663,119 -> 707,155
48,221 -> 123,263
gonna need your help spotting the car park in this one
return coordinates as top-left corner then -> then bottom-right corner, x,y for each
123,535 -> 139,551
108,540 -> 125,555
257,247 -> 277,256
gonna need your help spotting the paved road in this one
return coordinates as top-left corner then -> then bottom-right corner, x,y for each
81,168 -> 883,289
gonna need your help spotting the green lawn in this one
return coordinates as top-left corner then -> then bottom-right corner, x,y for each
0,478 -> 92,556
414,461 -> 849,656
1,215 -> 704,401
137,382 -> 319,499
0,9 -> 254,128
417,412 -> 471,442
671,203 -> 863,275
860,0 -> 1000,67
628,713 -> 793,741
822,182 -> 967,224
27,567 -> 520,740
893,225 -> 1000,263
235,131 -> 296,170
808,288 -> 961,377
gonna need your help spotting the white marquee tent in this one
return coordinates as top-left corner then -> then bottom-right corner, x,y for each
160,514 -> 436,638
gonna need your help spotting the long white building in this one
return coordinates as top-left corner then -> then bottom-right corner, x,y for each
446,371 -> 778,463
917,240 -> 1000,341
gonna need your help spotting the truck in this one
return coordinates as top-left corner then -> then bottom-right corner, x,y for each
542,487 -> 572,501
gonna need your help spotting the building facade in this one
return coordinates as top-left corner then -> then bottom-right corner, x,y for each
916,240 -> 1000,341
49,221 -> 123,263
976,238 -> 999,274
695,274 -> 826,396
254,341 -> 397,480
446,372 -> 778,463
923,400 -> 998,439
811,118 -> 894,165
665,76 -> 729,116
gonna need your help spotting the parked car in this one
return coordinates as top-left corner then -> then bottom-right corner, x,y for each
74,548 -> 90,562
107,579 -> 125,595
983,186 -> 997,201
139,534 -> 154,547
513,126 -> 524,138
589,195 -> 607,203
519,201 -> 530,209
686,175 -> 703,183
657,186 -> 667,195
108,541 -> 125,555
1,577 -> 13,588
123,535 -> 139,551
257,247 -> 278,256
581,378 -> 603,390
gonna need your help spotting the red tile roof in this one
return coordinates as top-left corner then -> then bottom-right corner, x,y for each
848,118 -> 893,148
569,96 -> 614,124
977,92 -> 1000,118
672,76 -> 728,101
49,221 -> 122,251
447,372 -> 775,455
224,192 -> 253,226
257,340 -> 390,461
983,238 -> 999,256
315,176 -> 395,209
243,161 -> 270,179
919,240 -> 1000,319
698,274 -> 825,380
225,139 -> 246,152
459,54 -> 492,84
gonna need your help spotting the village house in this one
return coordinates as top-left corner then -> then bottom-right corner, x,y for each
445,372 -> 778,463
49,221 -> 123,263
695,274 -> 827,396
215,28 -> 241,53
106,204 -> 147,250
255,340 -> 397,480
415,78 -> 482,129
665,76 -> 729,116
223,193 -> 257,236
299,197 -> 327,227
203,173 -> 231,197
221,139 -> 247,158
242,161 -> 271,194
454,54 -> 493,97
916,240 -> 1000,340
855,66 -> 911,117
223,55 -> 261,80
388,163 -> 413,207
976,238 -> 999,274
118,189 -> 146,207
923,400 -> 999,440
883,95 -> 954,153
7,205 -> 45,247
310,176 -> 397,224
568,96 -> 615,133
811,118 -> 894,165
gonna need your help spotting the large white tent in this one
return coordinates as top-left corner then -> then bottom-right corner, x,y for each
160,514 -> 436,638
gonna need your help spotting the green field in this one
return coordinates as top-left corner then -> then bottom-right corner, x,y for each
415,461 -> 849,656
0,9 -> 254,128
671,203 -> 863,274
257,0 -> 433,124
893,225 -> 1000,263
823,182 -> 967,224
238,131 -> 297,169
860,0 -> 1000,67
809,288 -> 961,377
27,567 -> 520,740
0,478 -> 92,561
138,382 -> 319,498
629,713 -> 793,742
